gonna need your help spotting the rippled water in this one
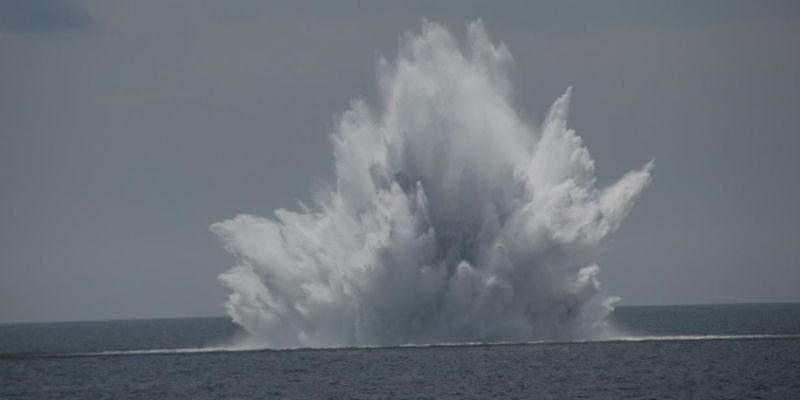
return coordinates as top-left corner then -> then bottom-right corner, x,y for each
2,304 -> 799,399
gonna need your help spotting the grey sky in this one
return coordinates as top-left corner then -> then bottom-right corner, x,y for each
1,1 -> 798,323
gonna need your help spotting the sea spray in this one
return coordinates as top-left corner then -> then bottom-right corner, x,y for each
211,20 -> 653,348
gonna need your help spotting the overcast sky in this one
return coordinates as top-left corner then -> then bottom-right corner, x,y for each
1,0 -> 799,323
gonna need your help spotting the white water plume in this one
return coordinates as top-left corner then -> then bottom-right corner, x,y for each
211,20 -> 653,349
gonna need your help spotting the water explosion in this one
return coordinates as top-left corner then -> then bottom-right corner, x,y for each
212,20 -> 652,348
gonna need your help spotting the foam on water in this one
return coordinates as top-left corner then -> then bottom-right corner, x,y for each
6,334 -> 800,360
211,20 -> 653,349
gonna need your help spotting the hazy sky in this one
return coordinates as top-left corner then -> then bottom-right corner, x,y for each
1,1 -> 799,323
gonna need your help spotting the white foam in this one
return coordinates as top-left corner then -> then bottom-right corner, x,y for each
29,334 -> 798,359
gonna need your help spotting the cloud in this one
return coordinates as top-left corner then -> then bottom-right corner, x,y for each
0,0 -> 95,34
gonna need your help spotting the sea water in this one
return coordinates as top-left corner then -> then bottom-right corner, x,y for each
2,303 -> 799,399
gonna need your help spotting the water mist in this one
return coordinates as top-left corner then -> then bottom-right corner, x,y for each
212,20 -> 653,349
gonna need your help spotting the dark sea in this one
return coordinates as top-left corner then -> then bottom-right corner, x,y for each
2,303 -> 799,399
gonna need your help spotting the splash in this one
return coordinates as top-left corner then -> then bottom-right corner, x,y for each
211,20 -> 652,349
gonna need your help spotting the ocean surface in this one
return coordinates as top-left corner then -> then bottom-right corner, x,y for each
1,303 -> 799,399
